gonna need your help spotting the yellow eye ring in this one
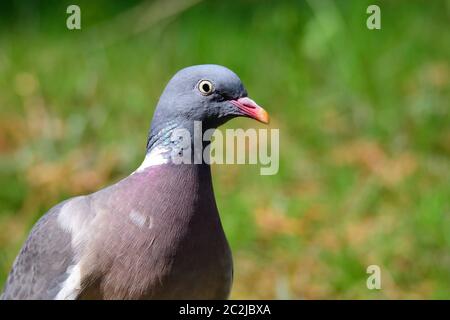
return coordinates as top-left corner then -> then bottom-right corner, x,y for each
198,80 -> 214,95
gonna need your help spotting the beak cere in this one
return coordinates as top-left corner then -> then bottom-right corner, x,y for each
230,97 -> 270,124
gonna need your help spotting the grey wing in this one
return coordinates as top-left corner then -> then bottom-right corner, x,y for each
1,200 -> 76,300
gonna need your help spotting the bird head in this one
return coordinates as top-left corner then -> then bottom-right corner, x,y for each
151,65 -> 269,132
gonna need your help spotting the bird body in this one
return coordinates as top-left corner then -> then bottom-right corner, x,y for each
2,65 -> 268,300
3,164 -> 232,300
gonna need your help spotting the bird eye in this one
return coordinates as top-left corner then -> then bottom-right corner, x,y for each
198,80 -> 214,95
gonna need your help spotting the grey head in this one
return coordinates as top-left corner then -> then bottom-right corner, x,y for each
147,64 -> 269,151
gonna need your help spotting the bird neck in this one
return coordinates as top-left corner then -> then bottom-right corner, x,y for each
144,121 -> 213,166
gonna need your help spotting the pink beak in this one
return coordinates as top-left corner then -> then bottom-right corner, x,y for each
230,97 -> 270,124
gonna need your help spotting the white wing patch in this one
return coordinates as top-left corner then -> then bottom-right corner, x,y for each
57,197 -> 92,248
56,198 -> 93,300
129,210 -> 146,228
129,210 -> 153,229
54,264 -> 81,300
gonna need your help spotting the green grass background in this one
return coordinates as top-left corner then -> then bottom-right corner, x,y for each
0,0 -> 449,299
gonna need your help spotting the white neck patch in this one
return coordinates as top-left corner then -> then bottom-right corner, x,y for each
134,146 -> 170,174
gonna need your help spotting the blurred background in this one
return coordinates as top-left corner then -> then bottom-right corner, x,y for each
0,0 -> 449,299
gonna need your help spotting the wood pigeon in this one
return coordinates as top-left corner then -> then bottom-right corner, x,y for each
1,65 -> 269,300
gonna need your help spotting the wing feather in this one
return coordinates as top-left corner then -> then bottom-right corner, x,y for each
2,200 -> 78,300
